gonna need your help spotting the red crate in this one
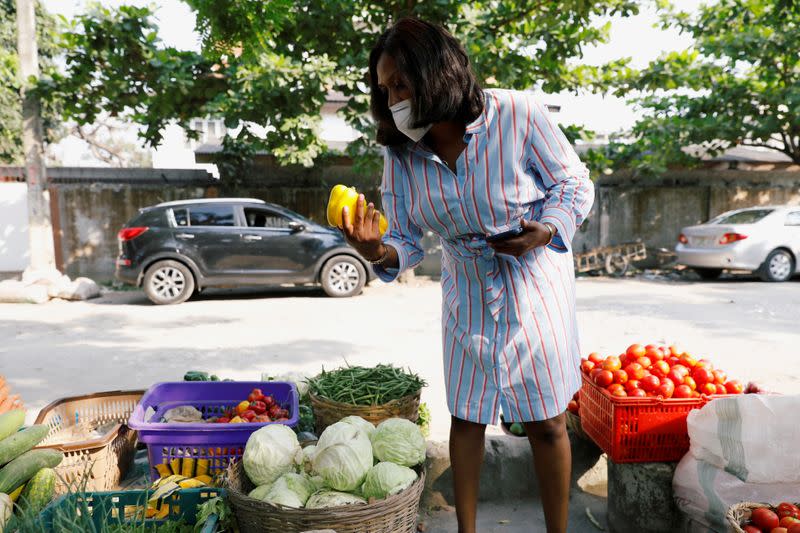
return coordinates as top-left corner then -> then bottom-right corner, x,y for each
579,373 -> 727,463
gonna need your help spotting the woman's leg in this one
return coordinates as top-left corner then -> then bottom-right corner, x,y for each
450,416 -> 487,533
524,412 -> 571,533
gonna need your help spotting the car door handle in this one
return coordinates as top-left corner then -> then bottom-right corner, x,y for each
243,234 -> 262,241
176,233 -> 194,240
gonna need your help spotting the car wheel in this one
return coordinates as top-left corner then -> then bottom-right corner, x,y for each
143,260 -> 195,304
693,268 -> 723,280
758,249 -> 795,282
321,256 -> 366,298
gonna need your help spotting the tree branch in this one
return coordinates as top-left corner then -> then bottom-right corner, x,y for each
72,125 -> 126,166
486,1 -> 549,34
739,139 -> 796,161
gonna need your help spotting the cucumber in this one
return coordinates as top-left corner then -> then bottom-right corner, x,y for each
0,409 -> 25,442
0,449 -> 63,494
18,467 -> 56,515
0,424 -> 50,467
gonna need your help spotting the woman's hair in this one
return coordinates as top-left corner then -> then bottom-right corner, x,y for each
369,17 -> 484,147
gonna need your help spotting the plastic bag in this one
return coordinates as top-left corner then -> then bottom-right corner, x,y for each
686,394 -> 800,483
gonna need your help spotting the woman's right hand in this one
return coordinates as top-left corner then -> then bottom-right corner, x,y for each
342,194 -> 385,261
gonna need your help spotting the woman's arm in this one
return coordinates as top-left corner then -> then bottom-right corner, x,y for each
528,99 -> 595,253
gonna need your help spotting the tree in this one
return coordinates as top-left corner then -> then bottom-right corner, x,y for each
603,0 -> 800,174
45,0 -> 639,179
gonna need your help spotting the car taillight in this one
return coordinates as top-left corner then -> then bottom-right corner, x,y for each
719,232 -> 747,245
118,227 -> 149,241
678,233 -> 688,244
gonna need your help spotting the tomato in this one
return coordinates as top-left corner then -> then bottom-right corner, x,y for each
613,369 -> 629,385
594,370 -> 614,388
682,376 -> 697,391
667,369 -> 686,385
645,347 -> 664,362
742,527 -> 761,533
788,523 -> 800,533
780,517 -> 800,528
602,356 -> 622,372
700,383 -> 717,395
715,383 -> 728,395
670,363 -> 689,376
588,352 -> 604,365
624,363 -> 646,381
626,343 -> 646,359
680,353 -> 698,367
629,388 -> 647,398
656,382 -> 674,398
725,380 -> 744,394
669,345 -> 681,357
636,356 -> 652,369
590,368 -> 604,383
692,367 -> 715,386
777,503 -> 800,520
674,384 -> 693,398
651,360 -> 670,378
640,375 -> 661,393
695,358 -> 714,370
625,380 -> 641,393
581,360 -> 596,374
608,384 -> 627,397
567,400 -> 580,415
667,356 -> 681,367
712,369 -> 728,385
770,528 -> 788,533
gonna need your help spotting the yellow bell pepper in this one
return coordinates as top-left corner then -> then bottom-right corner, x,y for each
236,400 -> 250,415
230,416 -> 245,423
326,184 -> 388,235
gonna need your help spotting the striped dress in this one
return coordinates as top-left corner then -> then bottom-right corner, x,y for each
375,89 -> 595,423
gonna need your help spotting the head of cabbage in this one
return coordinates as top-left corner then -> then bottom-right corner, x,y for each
243,424 -> 301,486
263,472 -> 317,508
339,415 -> 376,438
312,421 -> 373,491
370,418 -> 426,467
361,462 -> 418,500
305,490 -> 367,509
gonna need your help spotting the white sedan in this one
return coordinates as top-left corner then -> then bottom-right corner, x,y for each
676,206 -> 800,282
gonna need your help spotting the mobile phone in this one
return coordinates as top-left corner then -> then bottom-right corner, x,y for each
485,225 -> 524,243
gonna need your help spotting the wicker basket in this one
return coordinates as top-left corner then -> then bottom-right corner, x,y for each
309,391 -> 421,434
565,411 -> 590,441
34,390 -> 144,494
225,461 -> 425,533
726,501 -> 800,533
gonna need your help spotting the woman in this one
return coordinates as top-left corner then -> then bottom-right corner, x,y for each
343,18 -> 594,533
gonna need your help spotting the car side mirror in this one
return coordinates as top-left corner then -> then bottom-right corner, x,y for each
288,221 -> 306,233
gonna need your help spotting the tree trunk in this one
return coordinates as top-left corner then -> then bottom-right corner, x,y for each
17,0 -> 56,271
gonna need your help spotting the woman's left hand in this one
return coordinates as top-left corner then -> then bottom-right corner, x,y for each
488,220 -> 553,257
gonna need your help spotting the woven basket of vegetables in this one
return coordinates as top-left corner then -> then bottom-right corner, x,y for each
227,461 -> 424,533
307,365 -> 425,433
726,501 -> 800,532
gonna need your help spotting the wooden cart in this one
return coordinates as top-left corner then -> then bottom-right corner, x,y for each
574,242 -> 647,276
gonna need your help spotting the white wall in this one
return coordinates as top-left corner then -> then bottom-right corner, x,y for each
0,183 -> 30,272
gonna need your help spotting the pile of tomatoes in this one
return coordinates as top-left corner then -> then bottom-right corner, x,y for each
581,343 -> 744,399
742,502 -> 800,533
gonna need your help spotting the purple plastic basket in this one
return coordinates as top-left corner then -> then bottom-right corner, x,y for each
128,381 -> 299,480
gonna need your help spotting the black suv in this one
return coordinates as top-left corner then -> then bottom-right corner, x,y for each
115,198 -> 374,304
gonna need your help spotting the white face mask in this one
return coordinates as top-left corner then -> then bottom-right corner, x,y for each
390,99 -> 431,142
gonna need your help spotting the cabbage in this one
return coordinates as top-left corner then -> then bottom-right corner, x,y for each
243,424 -> 301,486
248,484 -> 272,500
301,444 -> 317,473
260,473 -> 317,508
361,462 -> 417,499
305,490 -> 367,509
262,371 -> 309,397
340,415 -> 376,438
312,421 -> 373,491
370,418 -> 426,467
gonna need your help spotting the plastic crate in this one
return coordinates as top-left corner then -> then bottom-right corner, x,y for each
128,381 -> 298,480
34,390 -> 145,495
38,488 -> 224,532
579,373 -> 728,463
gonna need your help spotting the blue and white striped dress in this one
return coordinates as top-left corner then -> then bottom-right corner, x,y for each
375,89 -> 595,423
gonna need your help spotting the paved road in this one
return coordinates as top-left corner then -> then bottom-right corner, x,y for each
2,276 -> 798,439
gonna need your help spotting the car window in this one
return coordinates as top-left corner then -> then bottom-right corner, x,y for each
786,211 -> 800,226
244,207 -> 292,229
711,209 -> 774,224
187,205 -> 236,227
